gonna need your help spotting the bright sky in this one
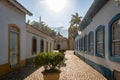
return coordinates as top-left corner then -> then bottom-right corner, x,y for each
17,0 -> 93,38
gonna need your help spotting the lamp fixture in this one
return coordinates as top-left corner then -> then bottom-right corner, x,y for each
78,30 -> 81,35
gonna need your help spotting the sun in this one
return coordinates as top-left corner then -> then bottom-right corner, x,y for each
45,0 -> 67,12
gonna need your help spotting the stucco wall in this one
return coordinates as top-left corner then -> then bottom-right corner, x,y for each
54,33 -> 68,50
0,0 -> 26,64
26,24 -> 54,59
54,39 -> 68,50
68,38 -> 74,50
75,0 -> 120,71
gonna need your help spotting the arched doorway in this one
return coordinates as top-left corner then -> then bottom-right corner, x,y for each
57,44 -> 61,50
40,39 -> 44,52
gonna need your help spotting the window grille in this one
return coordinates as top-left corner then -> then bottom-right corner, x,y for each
112,19 -> 120,56
96,29 -> 103,54
89,32 -> 94,54
84,36 -> 87,51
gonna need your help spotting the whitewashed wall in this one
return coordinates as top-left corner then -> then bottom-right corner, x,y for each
75,0 -> 120,71
26,32 -> 54,59
0,1 -> 26,64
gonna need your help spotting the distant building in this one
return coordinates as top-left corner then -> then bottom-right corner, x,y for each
0,0 -> 32,76
54,32 -> 68,50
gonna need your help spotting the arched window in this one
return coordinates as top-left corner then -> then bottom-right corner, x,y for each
79,39 -> 81,51
75,41 -> 77,50
40,39 -> 44,52
76,40 -> 78,50
76,41 -> 77,50
112,19 -> 120,56
95,25 -> 105,58
108,13 -> 120,62
84,35 -> 87,51
81,37 -> 84,51
32,37 -> 37,54
88,31 -> 94,55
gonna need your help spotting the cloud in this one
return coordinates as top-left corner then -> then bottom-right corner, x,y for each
51,26 -> 68,38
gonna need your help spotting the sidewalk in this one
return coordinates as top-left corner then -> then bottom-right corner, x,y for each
0,51 -> 107,80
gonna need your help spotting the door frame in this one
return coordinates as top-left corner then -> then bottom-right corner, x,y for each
46,41 -> 48,52
8,24 -> 20,68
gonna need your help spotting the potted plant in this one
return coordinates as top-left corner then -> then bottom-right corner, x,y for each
34,52 -> 65,80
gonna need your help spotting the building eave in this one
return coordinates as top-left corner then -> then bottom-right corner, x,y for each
26,23 -> 54,40
79,0 -> 109,31
8,0 -> 33,16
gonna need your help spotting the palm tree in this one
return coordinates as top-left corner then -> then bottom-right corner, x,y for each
70,12 -> 82,28
30,21 -> 56,37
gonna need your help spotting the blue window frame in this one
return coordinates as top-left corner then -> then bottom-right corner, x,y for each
88,31 -> 94,55
76,41 -> 77,50
79,39 -> 81,50
81,37 -> 84,51
75,41 -> 77,50
80,39 -> 82,51
84,35 -> 87,52
76,41 -> 78,50
77,40 -> 79,50
108,13 -> 120,62
74,41 -> 75,50
95,25 -> 105,58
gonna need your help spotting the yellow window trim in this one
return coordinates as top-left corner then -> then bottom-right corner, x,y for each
46,41 -> 48,52
50,43 -> 52,52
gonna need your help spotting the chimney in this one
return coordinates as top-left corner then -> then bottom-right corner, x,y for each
39,16 -> 41,27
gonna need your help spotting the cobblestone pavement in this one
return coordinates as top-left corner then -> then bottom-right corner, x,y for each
0,51 -> 107,80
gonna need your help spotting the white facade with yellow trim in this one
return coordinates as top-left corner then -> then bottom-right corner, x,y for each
0,0 -> 32,76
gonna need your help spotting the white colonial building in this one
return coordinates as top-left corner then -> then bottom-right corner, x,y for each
26,24 -> 54,59
74,0 -> 120,80
0,0 -> 32,76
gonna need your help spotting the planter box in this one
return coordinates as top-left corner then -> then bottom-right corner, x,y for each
43,72 -> 60,80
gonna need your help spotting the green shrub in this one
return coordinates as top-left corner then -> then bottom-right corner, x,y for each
34,52 -> 64,72
59,49 -> 66,54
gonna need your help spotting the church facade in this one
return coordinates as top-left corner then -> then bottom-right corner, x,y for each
54,32 -> 68,50
54,27 -> 77,50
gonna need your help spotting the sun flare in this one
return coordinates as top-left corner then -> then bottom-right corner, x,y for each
45,0 -> 67,12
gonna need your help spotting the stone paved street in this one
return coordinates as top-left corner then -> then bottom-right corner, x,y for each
0,51 -> 107,80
